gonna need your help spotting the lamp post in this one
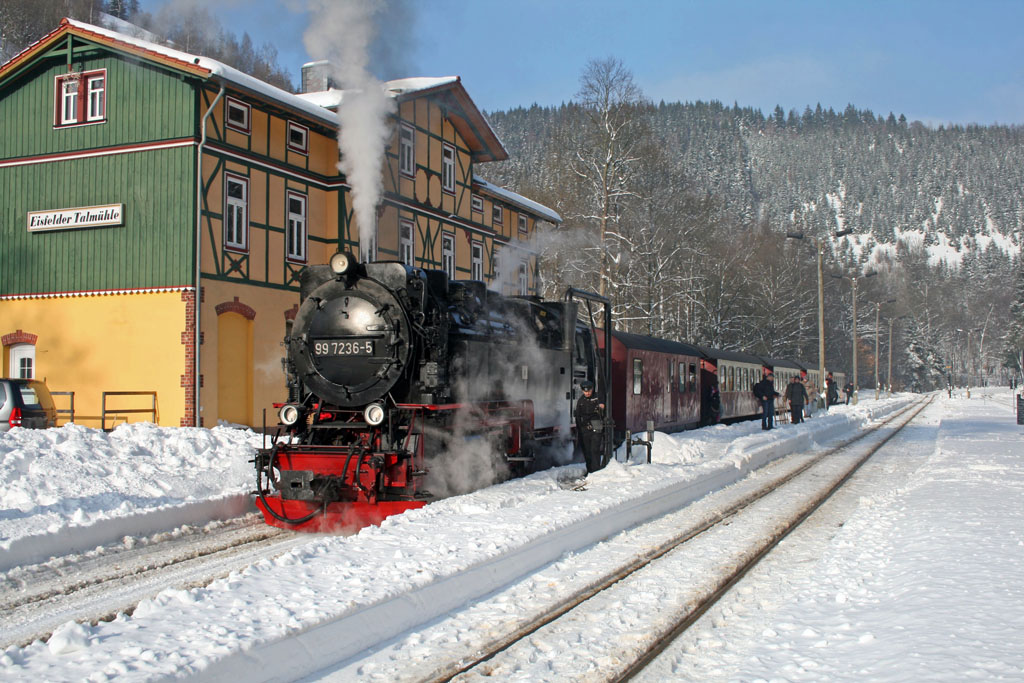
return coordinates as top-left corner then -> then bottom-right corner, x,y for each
831,268 -> 876,404
874,298 -> 897,399
787,228 -> 851,408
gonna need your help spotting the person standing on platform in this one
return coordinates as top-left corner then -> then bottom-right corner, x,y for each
753,371 -> 781,430
785,374 -> 808,424
574,380 -> 605,473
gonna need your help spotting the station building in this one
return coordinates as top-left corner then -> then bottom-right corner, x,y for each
0,18 -> 560,429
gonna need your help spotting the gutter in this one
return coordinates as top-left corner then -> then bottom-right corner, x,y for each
195,85 -> 225,426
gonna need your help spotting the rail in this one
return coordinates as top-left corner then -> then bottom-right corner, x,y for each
50,391 -> 75,424
101,391 -> 157,430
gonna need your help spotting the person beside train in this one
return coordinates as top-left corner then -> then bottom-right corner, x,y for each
574,380 -> 606,474
752,371 -> 781,430
784,374 -> 808,424
843,380 -> 854,404
825,372 -> 839,410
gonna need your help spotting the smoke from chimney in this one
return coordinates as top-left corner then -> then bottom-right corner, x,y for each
303,0 -> 397,262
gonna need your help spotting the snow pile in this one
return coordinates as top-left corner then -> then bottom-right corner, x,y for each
0,423 -> 263,570
0,397 -> 915,681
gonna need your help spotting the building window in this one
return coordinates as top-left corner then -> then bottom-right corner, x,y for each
399,218 -> 415,266
286,191 -> 307,263
55,69 -> 107,126
9,344 -> 35,379
226,97 -> 251,134
288,122 -> 308,154
442,143 -> 456,194
518,213 -> 528,235
518,262 -> 528,295
224,174 -> 249,252
633,358 -> 643,395
442,233 -> 455,277
471,194 -> 483,213
399,124 -> 415,177
492,203 -> 503,225
471,241 -> 483,281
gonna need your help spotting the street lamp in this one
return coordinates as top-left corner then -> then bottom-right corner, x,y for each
788,228 -> 852,408
874,298 -> 897,399
831,268 -> 876,404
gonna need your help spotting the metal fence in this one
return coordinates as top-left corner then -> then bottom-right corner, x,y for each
101,391 -> 157,430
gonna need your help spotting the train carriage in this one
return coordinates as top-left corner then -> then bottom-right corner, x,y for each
697,347 -> 766,422
598,330 -> 705,437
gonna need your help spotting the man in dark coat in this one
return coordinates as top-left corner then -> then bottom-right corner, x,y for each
752,371 -> 781,430
826,372 -> 839,409
574,380 -> 606,473
843,380 -> 854,404
784,375 -> 808,424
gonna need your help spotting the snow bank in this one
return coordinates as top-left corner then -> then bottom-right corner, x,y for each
0,396 -> 916,681
0,423 -> 264,570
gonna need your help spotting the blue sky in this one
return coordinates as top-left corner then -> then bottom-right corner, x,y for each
140,0 -> 1024,126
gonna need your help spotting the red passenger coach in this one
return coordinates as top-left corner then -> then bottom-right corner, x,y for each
599,330 -> 705,437
697,347 -> 766,422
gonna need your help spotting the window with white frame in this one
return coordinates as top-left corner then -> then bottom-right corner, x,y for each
399,218 -> 415,265
399,124 -> 415,177
9,344 -> 35,379
518,262 -> 528,295
224,174 -> 249,251
442,143 -> 456,194
287,122 -> 308,154
518,213 -> 528,235
471,194 -> 483,213
492,203 -> 503,225
442,233 -> 455,277
55,69 -> 107,126
471,241 -> 483,281
226,97 -> 251,134
286,191 -> 307,262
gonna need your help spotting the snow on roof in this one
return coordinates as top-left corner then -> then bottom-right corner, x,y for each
60,19 -> 340,128
473,174 -> 562,224
295,77 -> 461,110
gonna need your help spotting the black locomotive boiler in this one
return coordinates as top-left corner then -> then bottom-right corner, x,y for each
255,254 -> 611,531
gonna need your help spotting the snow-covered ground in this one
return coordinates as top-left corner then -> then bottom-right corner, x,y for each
0,388 -> 1021,681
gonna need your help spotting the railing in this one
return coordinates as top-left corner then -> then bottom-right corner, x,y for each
50,391 -> 75,424
101,391 -> 157,430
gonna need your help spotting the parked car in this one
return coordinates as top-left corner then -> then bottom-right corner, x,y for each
0,378 -> 58,432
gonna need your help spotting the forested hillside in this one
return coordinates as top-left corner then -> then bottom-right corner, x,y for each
479,71 -> 1023,391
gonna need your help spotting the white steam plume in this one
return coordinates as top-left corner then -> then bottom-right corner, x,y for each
304,0 -> 396,262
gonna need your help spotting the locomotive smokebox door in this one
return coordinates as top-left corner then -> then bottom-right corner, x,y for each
290,277 -> 412,407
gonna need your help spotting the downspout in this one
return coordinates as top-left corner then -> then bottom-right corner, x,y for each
195,84 -> 225,426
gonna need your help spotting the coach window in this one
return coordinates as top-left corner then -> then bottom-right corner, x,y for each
669,362 -> 674,392
679,362 -> 686,392
633,358 -> 643,395
689,363 -> 697,392
224,174 -> 249,252
728,366 -> 735,392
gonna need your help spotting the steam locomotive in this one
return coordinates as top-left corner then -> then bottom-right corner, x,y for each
255,254 -> 848,533
254,254 -> 613,532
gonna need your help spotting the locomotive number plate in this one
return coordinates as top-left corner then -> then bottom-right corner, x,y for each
312,340 -> 374,356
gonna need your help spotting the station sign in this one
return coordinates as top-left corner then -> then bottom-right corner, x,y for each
27,203 -> 124,232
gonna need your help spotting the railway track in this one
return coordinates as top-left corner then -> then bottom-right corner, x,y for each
409,396 -> 931,682
0,513 -> 306,649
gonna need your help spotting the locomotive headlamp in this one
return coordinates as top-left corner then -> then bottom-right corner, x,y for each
329,251 -> 356,275
363,403 -> 386,426
279,404 -> 303,426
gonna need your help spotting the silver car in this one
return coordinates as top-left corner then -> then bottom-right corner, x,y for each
0,379 -> 58,432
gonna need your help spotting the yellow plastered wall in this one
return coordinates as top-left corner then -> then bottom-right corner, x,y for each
0,292 -> 188,428
200,279 -> 298,428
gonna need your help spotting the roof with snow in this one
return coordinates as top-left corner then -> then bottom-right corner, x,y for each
473,174 -> 562,224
